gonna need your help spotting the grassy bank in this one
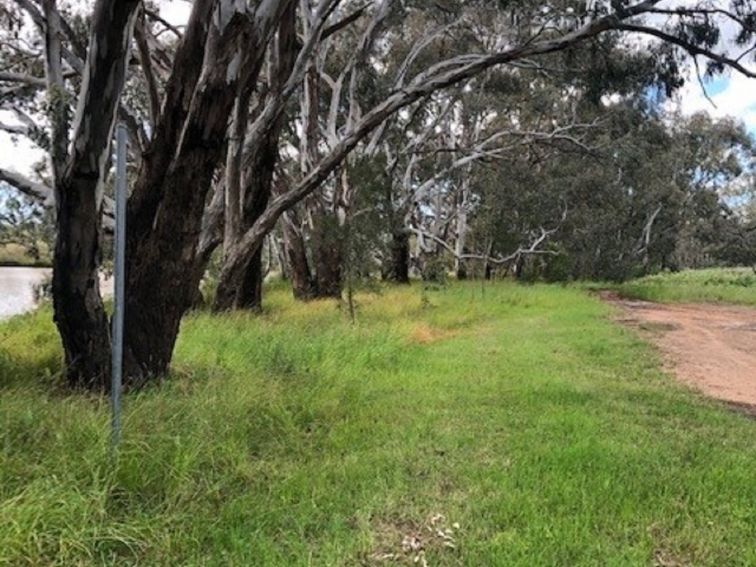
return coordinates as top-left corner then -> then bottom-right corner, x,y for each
1,282 -> 756,565
0,243 -> 51,267
614,268 -> 756,306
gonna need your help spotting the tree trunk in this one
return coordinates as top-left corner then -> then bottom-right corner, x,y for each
484,262 -> 493,280
484,240 -> 494,280
53,185 -> 113,389
314,243 -> 343,298
454,178 -> 469,280
282,209 -> 317,300
214,2 -> 298,311
272,235 -> 288,280
123,3 -> 285,381
216,135 -> 276,310
223,96 -> 248,255
52,0 -> 141,389
386,227 -> 410,283
456,262 -> 468,280
191,178 -> 225,306
125,168 -> 219,382
311,210 -> 343,298
514,255 -> 526,281
236,248 -> 265,310
214,175 -> 272,310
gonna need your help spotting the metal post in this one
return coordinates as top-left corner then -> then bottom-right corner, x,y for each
111,123 -> 127,449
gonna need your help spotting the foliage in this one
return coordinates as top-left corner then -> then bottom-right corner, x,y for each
485,110 -> 755,282
613,267 -> 756,306
0,186 -> 53,266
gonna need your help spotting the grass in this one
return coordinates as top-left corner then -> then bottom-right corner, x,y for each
612,267 -> 756,306
0,242 -> 51,267
1,281 -> 756,565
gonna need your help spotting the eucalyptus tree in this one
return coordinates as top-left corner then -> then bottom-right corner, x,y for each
1,0 -> 755,388
0,0 -> 142,386
508,109 -> 756,281
1,0 -> 304,386
214,0 -> 372,308
215,0 -> 756,311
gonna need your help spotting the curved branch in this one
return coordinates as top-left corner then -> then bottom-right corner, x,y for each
614,23 -> 756,78
223,1 -> 661,271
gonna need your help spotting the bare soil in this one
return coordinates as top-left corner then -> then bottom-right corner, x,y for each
600,291 -> 756,414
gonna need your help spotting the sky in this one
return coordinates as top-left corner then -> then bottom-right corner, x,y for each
0,2 -> 755,180
668,73 -> 756,136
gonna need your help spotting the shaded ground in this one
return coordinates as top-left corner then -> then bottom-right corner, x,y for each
601,291 -> 756,413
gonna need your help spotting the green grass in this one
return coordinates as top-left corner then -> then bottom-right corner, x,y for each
613,267 -> 756,306
1,282 -> 756,565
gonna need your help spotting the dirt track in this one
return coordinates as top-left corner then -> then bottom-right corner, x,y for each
601,292 -> 756,412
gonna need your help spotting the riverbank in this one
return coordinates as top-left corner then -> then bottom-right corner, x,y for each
0,243 -> 51,268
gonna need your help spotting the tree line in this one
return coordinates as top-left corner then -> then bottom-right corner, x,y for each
0,0 -> 754,390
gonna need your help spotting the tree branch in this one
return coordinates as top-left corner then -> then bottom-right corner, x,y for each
614,23 -> 756,79
134,9 -> 162,127
321,4 -> 368,40
0,71 -> 47,87
0,167 -> 115,229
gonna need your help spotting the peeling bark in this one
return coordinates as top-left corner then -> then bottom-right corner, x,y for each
224,94 -> 250,254
52,0 -> 141,389
41,0 -> 69,181
124,0 -> 294,381
281,207 -> 317,300
214,2 -> 298,311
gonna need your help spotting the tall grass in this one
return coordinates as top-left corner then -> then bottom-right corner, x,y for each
614,268 -> 756,305
0,243 -> 51,267
1,282 -> 755,565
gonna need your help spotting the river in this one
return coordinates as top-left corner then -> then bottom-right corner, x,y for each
0,267 -> 113,320
0,266 -> 51,320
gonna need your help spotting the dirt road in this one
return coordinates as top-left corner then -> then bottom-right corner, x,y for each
601,292 -> 756,411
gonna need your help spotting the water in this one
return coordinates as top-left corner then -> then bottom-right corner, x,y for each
0,266 -> 51,320
0,267 -> 114,320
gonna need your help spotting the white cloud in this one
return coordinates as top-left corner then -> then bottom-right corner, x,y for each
658,3 -> 756,135
667,71 -> 756,136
